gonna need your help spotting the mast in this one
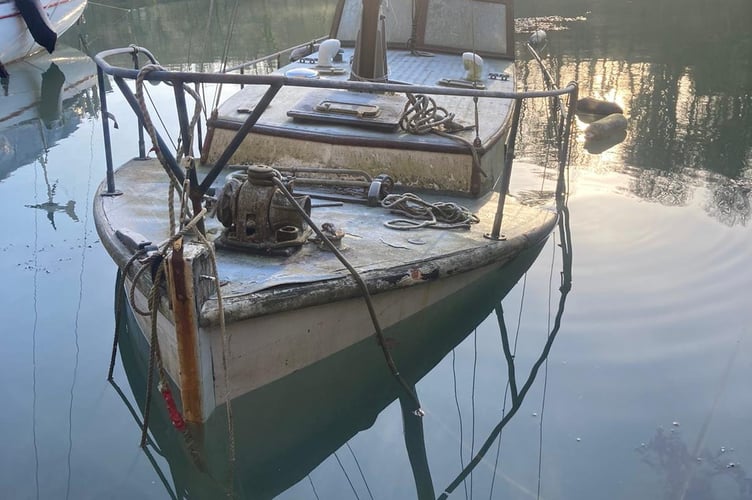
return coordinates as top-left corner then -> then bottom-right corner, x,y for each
350,0 -> 387,81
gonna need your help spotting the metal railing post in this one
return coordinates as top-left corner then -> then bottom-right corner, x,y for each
486,97 -> 523,240
197,82 -> 283,195
194,82 -> 204,153
112,76 -> 186,186
97,66 -> 121,196
131,51 -> 146,160
557,83 -> 578,202
172,82 -> 193,158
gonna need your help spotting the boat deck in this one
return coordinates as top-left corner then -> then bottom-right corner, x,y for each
95,159 -> 556,323
212,48 -> 516,153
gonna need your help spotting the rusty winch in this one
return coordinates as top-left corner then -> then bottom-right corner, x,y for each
215,165 -> 312,253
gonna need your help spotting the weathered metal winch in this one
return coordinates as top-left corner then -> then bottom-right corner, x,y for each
215,165 -> 312,253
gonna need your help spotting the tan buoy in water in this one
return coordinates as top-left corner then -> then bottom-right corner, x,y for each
584,113 -> 628,153
584,113 -> 628,141
576,96 -> 627,153
577,97 -> 624,116
585,128 -> 627,154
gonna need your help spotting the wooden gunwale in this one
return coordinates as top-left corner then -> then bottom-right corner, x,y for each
93,159 -> 557,329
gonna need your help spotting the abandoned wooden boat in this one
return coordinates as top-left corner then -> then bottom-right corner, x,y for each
94,0 -> 578,424
112,222 -> 571,498
0,0 -> 87,73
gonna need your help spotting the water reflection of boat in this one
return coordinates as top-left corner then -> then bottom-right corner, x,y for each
0,0 -> 87,70
113,201 -> 573,497
0,45 -> 98,181
94,0 -> 578,425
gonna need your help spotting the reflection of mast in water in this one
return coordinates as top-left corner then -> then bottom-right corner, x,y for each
31,150 -> 41,500
24,152 -> 79,230
439,200 -> 573,500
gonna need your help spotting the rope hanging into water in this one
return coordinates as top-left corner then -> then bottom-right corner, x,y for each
131,70 -> 237,496
381,193 -> 479,230
122,201 -> 237,496
270,177 -> 424,416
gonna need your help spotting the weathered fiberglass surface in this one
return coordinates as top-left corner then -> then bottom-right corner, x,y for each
98,159 -> 553,297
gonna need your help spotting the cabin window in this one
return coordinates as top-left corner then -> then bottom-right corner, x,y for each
424,0 -> 509,56
332,0 -> 513,58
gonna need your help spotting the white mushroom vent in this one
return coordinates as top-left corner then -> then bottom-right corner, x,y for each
462,52 -> 484,82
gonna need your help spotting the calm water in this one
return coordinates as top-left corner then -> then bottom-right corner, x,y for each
1,1 -> 750,499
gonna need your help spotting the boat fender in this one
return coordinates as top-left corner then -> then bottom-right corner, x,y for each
584,113 -> 628,142
584,129 -> 627,154
576,97 -> 624,118
14,0 -> 58,54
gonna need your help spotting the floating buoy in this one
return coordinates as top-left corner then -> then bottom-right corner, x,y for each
576,97 -> 624,119
584,129 -> 627,154
584,113 -> 628,143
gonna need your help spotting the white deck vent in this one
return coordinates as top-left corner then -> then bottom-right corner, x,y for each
462,52 -> 484,82
318,39 -> 341,68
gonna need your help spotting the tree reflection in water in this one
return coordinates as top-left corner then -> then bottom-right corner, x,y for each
638,426 -> 752,500
513,0 -> 751,227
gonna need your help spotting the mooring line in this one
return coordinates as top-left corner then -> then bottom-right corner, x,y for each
271,176 -> 424,414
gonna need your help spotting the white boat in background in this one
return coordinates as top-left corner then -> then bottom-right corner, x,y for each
0,0 -> 88,70
93,0 -> 578,425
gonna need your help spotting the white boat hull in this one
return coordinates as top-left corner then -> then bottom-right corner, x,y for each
125,242 -> 547,419
0,0 -> 87,64
0,45 -> 96,128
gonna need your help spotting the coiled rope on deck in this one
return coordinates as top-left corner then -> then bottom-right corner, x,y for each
400,93 -> 486,179
400,94 -> 457,135
381,193 -> 479,230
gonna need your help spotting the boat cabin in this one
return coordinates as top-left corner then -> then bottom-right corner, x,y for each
331,0 -> 514,59
204,0 -> 517,197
